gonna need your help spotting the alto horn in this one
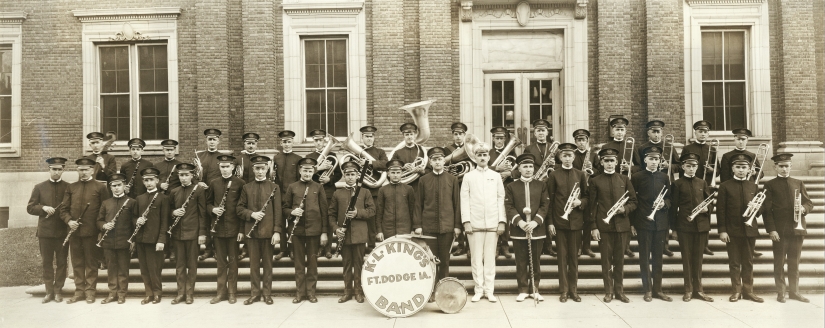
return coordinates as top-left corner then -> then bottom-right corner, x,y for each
316,136 -> 342,181
490,133 -> 522,169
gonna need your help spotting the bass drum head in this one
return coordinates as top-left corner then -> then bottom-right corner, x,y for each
361,236 -> 437,318
434,277 -> 467,314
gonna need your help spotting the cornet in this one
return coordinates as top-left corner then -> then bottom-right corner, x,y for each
603,191 -> 630,224
646,186 -> 667,221
743,190 -> 766,227
794,189 -> 804,231
706,139 -> 719,187
622,137 -> 635,179
560,182 -> 580,220
746,143 -> 770,182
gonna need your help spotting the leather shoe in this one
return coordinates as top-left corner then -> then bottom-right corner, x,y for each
500,245 -> 512,259
141,296 -> 153,305
547,248 -> 557,257
86,294 -> 96,304
228,294 -> 236,304
210,294 -> 227,304
663,248 -> 674,257
338,294 -> 352,303
617,293 -> 630,303
654,293 -> 672,302
264,296 -> 274,305
244,295 -> 260,305
743,293 -> 763,303
171,295 -> 185,304
643,292 -> 653,302
308,296 -> 318,303
603,293 -> 613,303
42,294 -> 54,304
67,295 -> 82,304
625,249 -> 635,258
54,293 -> 63,303
198,250 -> 214,261
584,249 -> 596,257
703,247 -> 714,256
693,292 -> 713,302
117,296 -> 125,304
753,251 -> 762,257
101,295 -> 116,304
777,293 -> 786,303
559,292 -> 568,303
683,293 -> 692,302
729,293 -> 741,302
292,296 -> 304,304
570,293 -> 581,302
355,294 -> 365,303
185,295 -> 194,304
324,252 -> 333,259
273,252 -> 284,261
789,293 -> 809,303
153,295 -> 162,304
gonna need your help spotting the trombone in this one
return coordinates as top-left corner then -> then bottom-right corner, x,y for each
661,134 -> 675,183
705,139 -> 719,187
794,189 -> 804,231
746,143 -> 770,181
622,137 -> 635,179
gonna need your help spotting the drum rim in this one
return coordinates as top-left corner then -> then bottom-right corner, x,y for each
434,277 -> 467,314
361,236 -> 437,318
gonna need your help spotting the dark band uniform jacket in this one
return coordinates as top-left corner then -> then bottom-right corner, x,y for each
60,179 -> 111,237
168,183 -> 208,240
719,149 -> 759,183
329,187 -> 375,244
631,169 -> 671,231
207,176 -> 246,237
27,179 -> 70,238
305,150 -> 343,200
86,152 -> 117,181
573,148 -> 600,175
198,150 -> 228,187
361,145 -> 389,194
716,178 -> 761,237
504,178 -> 550,239
375,182 -> 418,238
273,152 -> 303,193
546,167 -> 590,230
680,141 -> 714,182
282,180 -> 328,237
588,173 -> 638,232
96,196 -> 139,249
238,179 -> 283,239
600,139 -> 631,166
763,177 -> 814,237
669,175 -> 714,233
134,190 -> 170,244
415,171 -> 461,234
155,158 -> 184,194
120,158 -> 155,198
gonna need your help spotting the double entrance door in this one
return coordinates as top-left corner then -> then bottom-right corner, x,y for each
484,72 -> 560,145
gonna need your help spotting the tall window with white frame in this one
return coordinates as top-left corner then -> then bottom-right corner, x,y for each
0,45 -> 11,144
304,38 -> 348,137
99,43 -> 169,141
701,30 -> 747,132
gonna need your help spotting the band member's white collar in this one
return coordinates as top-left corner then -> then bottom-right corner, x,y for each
404,143 -> 417,149
650,139 -> 662,144
432,169 -> 444,175
695,140 -> 706,145
165,157 -> 176,161
614,138 -> 624,142
734,147 -> 746,151
132,157 -> 141,161
646,168 -> 657,173
683,175 -> 695,179
147,188 -> 158,193
80,177 -> 93,182
603,170 -> 616,174
208,149 -> 218,153
301,178 -> 311,183
113,193 -> 125,198
519,176 -> 533,183
50,178 -> 62,183
562,164 -> 573,170
282,150 -> 292,154
577,148 -> 588,154
181,183 -> 192,187
777,174 -> 790,178
221,174 -> 233,179
733,175 -> 747,181
255,177 -> 267,182
92,151 -> 101,155
241,150 -> 256,155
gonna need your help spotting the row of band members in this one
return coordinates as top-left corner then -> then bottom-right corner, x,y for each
29,118 -> 813,306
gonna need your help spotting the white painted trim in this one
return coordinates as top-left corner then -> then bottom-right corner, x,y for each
0,13 -> 25,157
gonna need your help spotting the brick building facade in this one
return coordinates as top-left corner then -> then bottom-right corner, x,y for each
0,0 -> 822,228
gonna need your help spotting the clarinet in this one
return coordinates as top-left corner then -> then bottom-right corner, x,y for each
245,185 -> 279,238
45,202 -> 65,219
126,162 -> 140,192
97,199 -> 131,247
168,185 -> 199,236
128,192 -> 160,244
334,163 -> 368,257
210,181 -> 233,233
63,203 -> 90,246
287,184 -> 311,244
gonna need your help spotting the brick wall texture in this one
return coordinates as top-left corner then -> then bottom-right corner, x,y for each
0,0 -> 822,173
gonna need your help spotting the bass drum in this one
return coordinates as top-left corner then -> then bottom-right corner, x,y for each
361,236 -> 437,318
434,277 -> 467,314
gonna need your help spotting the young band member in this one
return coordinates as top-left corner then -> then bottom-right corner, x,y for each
446,123 -> 471,257
272,130 -> 302,260
572,129 -> 598,257
391,123 -> 427,190
120,138 -> 155,198
522,119 -> 557,257
156,139 -> 184,195
238,133 -> 261,183
197,128 -> 226,261
679,121 -> 716,256
239,155 -> 282,305
504,153 -> 549,302
375,159 -> 417,241
133,168 -> 169,305
27,157 -> 70,303
763,153 -> 813,303
631,146 -> 672,302
415,147 -> 461,300
282,157 -> 328,303
305,129 -> 341,259
490,126 -> 515,259
719,128 -> 760,183
717,153 -> 764,303
168,163 -> 208,305
97,173 -> 138,304
330,161 -> 375,303
632,120 -> 666,171
358,125 -> 388,253
547,143 -> 588,302
61,158 -> 110,304
461,142 -> 506,303
669,153 -> 714,302
589,148 -> 637,303
599,117 -> 635,258
86,132 -> 117,182
206,155 -> 245,304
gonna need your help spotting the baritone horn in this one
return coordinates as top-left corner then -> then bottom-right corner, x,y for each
490,133 -> 522,169
316,135 -> 342,181
444,137 -> 477,177
339,133 -> 387,188
385,100 -> 434,185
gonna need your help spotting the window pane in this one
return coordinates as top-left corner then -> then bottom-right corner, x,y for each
139,67 -> 155,92
306,113 -> 322,132
529,80 -> 539,103
503,81 -> 514,104
101,95 -> 129,140
139,45 -> 168,92
328,40 -> 347,88
724,32 -> 745,80
100,47 -> 130,93
504,105 -> 515,128
702,32 -> 722,80
0,96 -> 10,143
702,82 -> 724,131
492,81 -> 502,105
140,94 -> 169,140
726,82 -> 746,130
305,40 -> 324,88
306,90 -> 324,115
530,104 -> 541,123
492,105 -> 503,127
540,80 -> 552,103
0,47 -> 10,96
542,105 -> 552,121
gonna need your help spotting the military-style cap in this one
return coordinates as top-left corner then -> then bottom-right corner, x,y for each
108,173 -> 126,183
360,126 -> 378,135
609,117 -> 629,128
203,128 -> 222,137
490,126 -> 508,137
451,122 -> 468,133
243,133 -> 260,141
598,148 -> 619,158
642,146 -> 662,158
298,157 -> 318,168
679,152 -> 700,164
399,123 -> 418,133
250,155 -> 271,166
572,129 -> 591,139
309,129 -> 327,140
128,138 -> 146,149
730,153 -> 753,165
516,153 -> 536,166
771,153 -> 793,163
75,158 -> 96,168
46,157 -> 68,168
427,147 -> 446,158
532,119 -> 551,129
176,163 -> 197,173
693,120 -> 712,131
141,167 -> 161,178
646,120 -> 665,131
161,139 -> 179,148
558,143 -> 577,153
278,130 -> 296,140
386,159 -> 405,170
86,132 -> 106,140
341,161 -> 361,173
474,142 -> 491,155
217,155 -> 236,163
732,128 -> 753,138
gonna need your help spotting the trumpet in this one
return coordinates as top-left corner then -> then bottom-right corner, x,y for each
646,186 -> 667,221
794,189 -> 804,231
706,139 -> 719,187
97,199 -> 130,247
603,191 -> 630,224
688,191 -> 717,222
743,190 -> 766,227
621,137 -> 635,179
490,133 -> 522,169
560,182 -> 580,220
746,143 -> 770,182
534,141 -> 560,182
582,148 -> 594,175
661,134 -> 675,183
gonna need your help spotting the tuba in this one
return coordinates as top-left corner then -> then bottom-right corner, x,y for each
490,133 -> 522,169
339,133 -> 387,188
385,100 -> 433,185
316,136 -> 342,181
446,133 -> 481,177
